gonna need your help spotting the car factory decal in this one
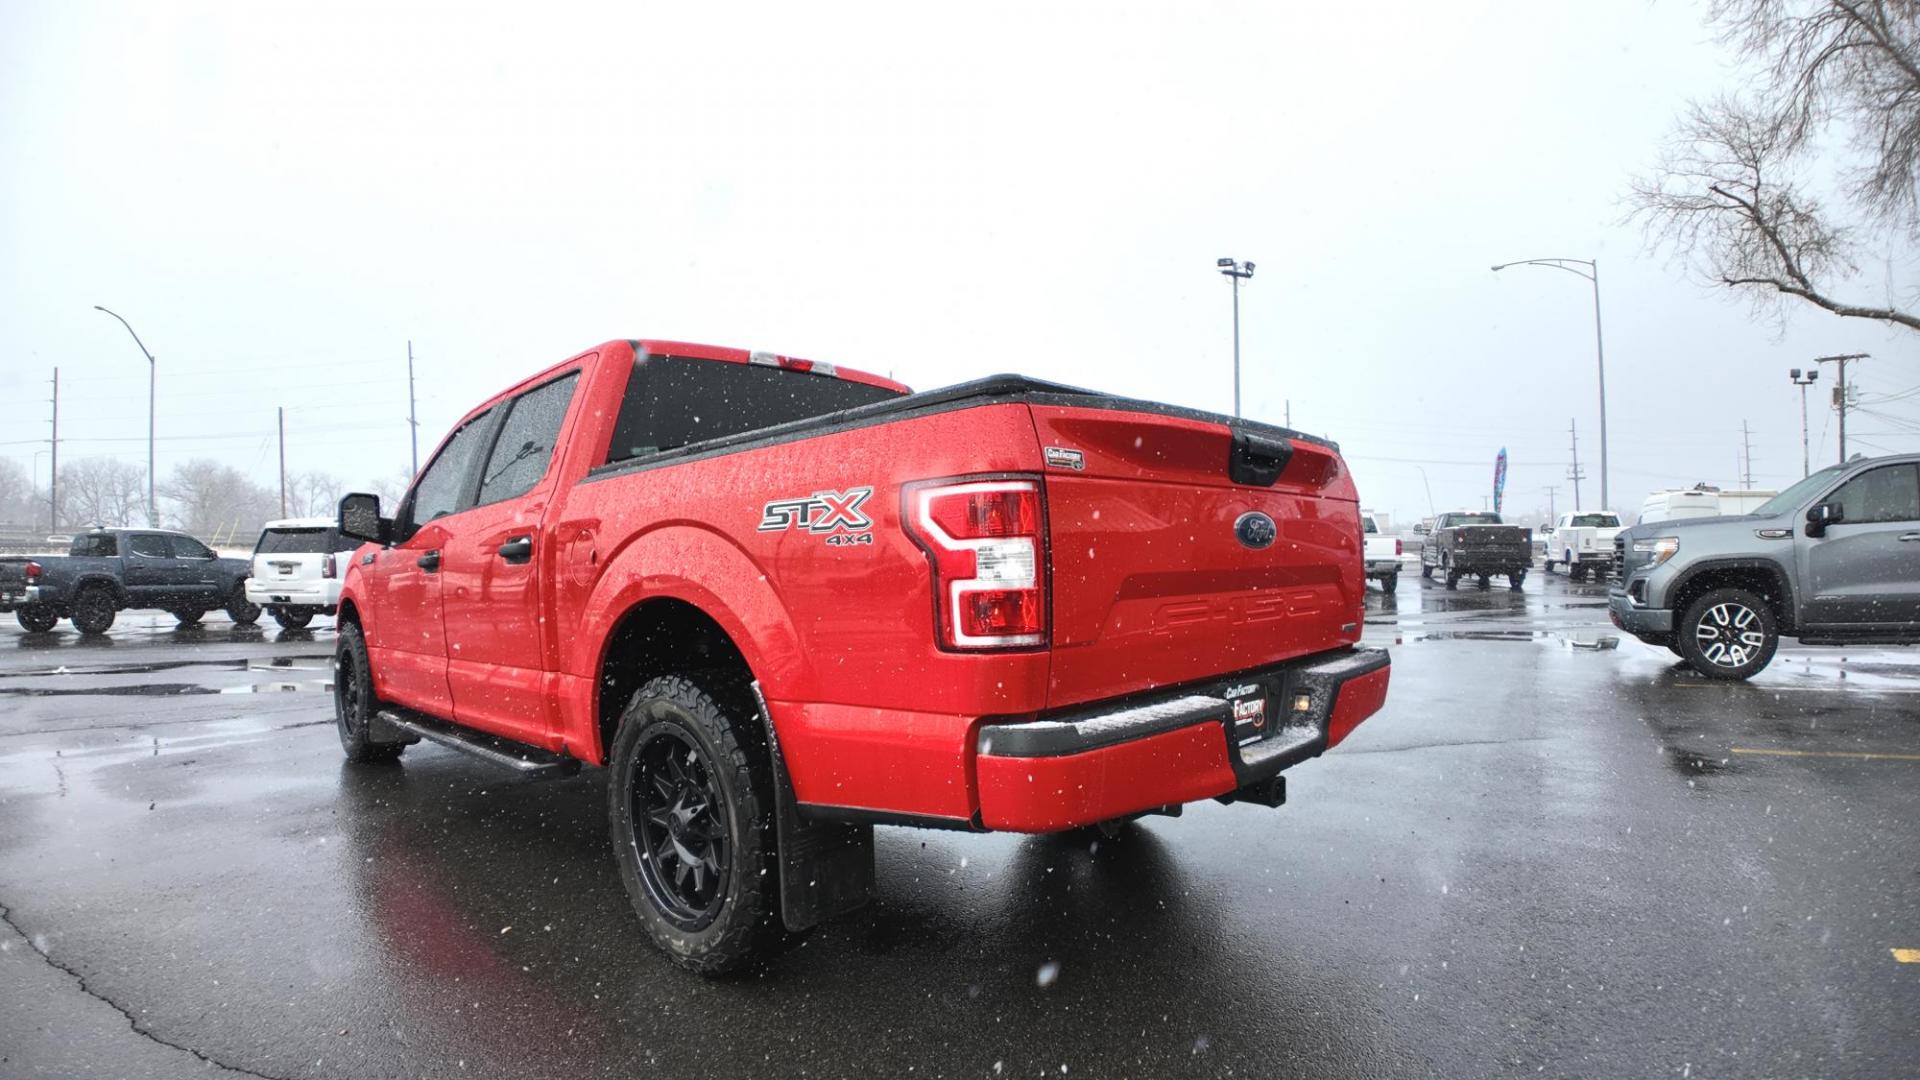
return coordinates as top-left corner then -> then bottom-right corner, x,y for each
759,487 -> 875,545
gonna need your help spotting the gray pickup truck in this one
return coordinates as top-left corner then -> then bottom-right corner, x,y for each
0,528 -> 260,634
1420,511 -> 1532,591
1611,453 -> 1920,679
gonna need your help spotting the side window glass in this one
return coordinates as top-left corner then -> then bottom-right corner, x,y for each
1830,465 -> 1920,525
407,411 -> 496,528
172,536 -> 215,559
477,373 -> 579,506
129,534 -> 171,558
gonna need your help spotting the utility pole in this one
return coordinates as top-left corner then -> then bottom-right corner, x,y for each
1814,353 -> 1868,463
1789,368 -> 1820,478
278,407 -> 287,518
1567,419 -> 1587,510
48,368 -> 59,532
1740,421 -> 1754,488
1543,484 -> 1560,522
407,340 -> 420,478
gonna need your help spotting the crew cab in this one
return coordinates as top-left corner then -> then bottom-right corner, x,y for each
1612,453 -> 1920,679
0,528 -> 261,634
329,339 -> 1391,972
245,517 -> 361,629
1419,511 -> 1531,590
1363,513 -> 1402,591
1543,511 -> 1622,582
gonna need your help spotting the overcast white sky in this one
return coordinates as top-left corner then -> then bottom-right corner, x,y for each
4,0 -> 1916,524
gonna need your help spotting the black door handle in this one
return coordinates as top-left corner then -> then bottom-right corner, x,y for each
497,536 -> 533,564
416,550 -> 441,572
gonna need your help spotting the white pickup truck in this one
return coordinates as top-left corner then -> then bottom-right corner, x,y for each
1543,511 -> 1622,582
1363,513 -> 1402,591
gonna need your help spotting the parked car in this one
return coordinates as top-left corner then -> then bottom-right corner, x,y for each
0,527 -> 260,633
1543,511 -> 1623,582
1612,453 -> 1920,679
1363,513 -> 1402,591
246,517 -> 361,629
1420,511 -> 1531,590
329,339 -> 1392,972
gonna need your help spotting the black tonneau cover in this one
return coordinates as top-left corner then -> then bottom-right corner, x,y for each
585,374 -> 1333,485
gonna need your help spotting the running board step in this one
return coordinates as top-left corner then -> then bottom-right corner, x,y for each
374,708 -> 581,779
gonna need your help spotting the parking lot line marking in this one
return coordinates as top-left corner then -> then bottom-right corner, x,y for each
1893,949 -> 1920,963
1730,747 -> 1920,762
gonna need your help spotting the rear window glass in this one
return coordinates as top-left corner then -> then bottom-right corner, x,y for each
71,534 -> 118,557
255,529 -> 350,555
606,356 -> 903,464
1450,513 -> 1502,526
1571,514 -> 1619,527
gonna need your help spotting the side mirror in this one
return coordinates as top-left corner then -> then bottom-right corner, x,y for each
338,492 -> 392,545
1805,501 -> 1843,537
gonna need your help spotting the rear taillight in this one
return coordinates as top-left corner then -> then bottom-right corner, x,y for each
321,553 -> 336,579
1394,539 -> 1403,556
24,560 -> 41,583
904,477 -> 1046,650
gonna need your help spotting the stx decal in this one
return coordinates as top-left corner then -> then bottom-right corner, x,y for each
758,487 -> 875,537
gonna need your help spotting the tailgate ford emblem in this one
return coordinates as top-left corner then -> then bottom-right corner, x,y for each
1234,511 -> 1277,549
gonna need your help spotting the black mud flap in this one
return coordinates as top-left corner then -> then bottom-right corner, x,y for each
751,683 -> 874,932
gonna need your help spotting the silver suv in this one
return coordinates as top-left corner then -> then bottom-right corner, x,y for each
1610,453 -> 1920,679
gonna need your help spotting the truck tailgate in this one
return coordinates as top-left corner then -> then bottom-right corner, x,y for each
1031,404 -> 1364,708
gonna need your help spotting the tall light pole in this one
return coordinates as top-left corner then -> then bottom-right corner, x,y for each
1789,368 -> 1820,477
1216,258 -> 1254,417
1491,257 -> 1609,510
93,305 -> 158,527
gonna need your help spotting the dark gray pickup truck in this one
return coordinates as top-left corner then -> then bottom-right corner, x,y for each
1612,452 -> 1920,679
1419,511 -> 1532,591
0,528 -> 260,634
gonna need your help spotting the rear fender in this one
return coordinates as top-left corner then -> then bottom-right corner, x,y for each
571,524 -> 807,748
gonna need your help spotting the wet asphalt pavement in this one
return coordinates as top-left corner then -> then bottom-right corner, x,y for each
1,578 -> 1917,1080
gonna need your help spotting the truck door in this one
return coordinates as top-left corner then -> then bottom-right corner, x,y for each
164,534 -> 226,606
439,371 -> 580,746
360,409 -> 500,718
123,533 -> 187,605
1799,463 -> 1920,628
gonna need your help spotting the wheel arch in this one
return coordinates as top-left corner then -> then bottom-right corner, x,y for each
1668,559 -> 1796,634
593,597 -> 761,768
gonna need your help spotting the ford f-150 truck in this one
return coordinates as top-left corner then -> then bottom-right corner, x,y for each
330,339 -> 1392,972
0,528 -> 260,633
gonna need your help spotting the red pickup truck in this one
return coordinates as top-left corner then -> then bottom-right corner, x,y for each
332,339 -> 1390,971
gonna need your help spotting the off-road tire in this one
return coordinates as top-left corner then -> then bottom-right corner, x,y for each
171,608 -> 205,626
334,622 -> 405,763
273,607 -> 314,630
70,587 -> 116,635
225,589 -> 262,627
1676,587 -> 1778,681
15,604 -> 58,633
608,675 -> 778,975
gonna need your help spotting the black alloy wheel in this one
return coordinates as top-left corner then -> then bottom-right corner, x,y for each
334,622 -> 404,763
70,587 -> 115,634
631,728 -> 731,929
608,675 -> 777,973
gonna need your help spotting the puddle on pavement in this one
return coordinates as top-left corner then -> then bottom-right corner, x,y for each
1401,630 -> 1621,650
1666,746 -> 1738,777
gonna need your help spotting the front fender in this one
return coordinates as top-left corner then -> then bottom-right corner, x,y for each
571,523 -> 808,698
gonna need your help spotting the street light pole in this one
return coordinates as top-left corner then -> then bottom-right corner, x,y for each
93,305 -> 158,527
1491,257 -> 1609,510
1216,258 -> 1255,417
1789,368 -> 1820,477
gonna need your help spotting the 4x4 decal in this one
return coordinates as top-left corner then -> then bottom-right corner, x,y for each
759,487 -> 874,545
